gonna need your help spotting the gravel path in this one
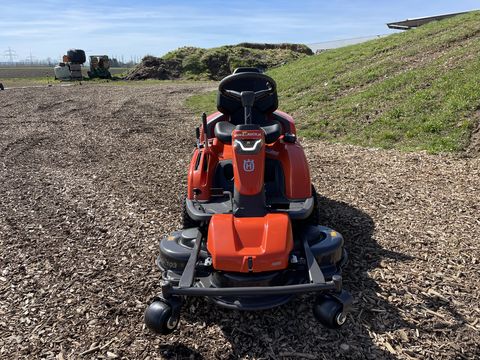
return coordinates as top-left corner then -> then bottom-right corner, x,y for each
0,84 -> 478,359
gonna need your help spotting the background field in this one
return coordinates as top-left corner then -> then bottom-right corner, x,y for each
0,67 -> 130,87
0,66 -> 129,78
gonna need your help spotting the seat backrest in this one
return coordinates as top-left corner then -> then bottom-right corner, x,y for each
217,72 -> 278,125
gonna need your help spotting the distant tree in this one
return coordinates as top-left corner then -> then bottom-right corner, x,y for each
109,58 -> 121,67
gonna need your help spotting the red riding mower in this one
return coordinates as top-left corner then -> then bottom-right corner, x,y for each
145,68 -> 352,334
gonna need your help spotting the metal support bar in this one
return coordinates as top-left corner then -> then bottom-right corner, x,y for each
165,281 -> 337,297
302,232 -> 326,284
178,229 -> 202,288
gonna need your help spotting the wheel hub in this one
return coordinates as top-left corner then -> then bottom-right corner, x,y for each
336,312 -> 347,325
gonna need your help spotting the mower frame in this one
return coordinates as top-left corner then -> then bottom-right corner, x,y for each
157,228 -> 352,311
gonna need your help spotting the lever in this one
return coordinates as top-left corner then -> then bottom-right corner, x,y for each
202,112 -> 209,150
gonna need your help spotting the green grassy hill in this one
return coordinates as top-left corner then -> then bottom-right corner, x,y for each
125,43 -> 312,81
187,11 -> 480,153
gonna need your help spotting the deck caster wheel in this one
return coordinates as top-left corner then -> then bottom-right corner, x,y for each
313,296 -> 347,329
145,297 -> 181,334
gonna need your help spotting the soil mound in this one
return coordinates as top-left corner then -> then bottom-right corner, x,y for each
125,43 -> 313,80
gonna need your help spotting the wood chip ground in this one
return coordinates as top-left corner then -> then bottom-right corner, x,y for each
0,84 -> 479,359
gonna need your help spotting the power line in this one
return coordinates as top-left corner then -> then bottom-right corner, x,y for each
27,50 -> 35,64
4,47 -> 18,63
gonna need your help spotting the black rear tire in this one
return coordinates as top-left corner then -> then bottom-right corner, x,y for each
182,196 -> 200,229
0,83 -> 4,91
293,185 -> 320,233
306,185 -> 320,225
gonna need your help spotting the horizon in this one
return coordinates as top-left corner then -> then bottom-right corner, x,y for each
1,0 -> 479,63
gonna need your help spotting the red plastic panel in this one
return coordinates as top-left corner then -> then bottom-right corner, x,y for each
272,110 -> 297,135
267,141 -> 311,199
187,147 -> 218,200
207,213 -> 293,272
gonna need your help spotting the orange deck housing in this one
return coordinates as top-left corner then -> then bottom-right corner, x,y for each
207,213 -> 293,273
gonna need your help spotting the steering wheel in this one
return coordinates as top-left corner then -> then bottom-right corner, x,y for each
218,72 -> 277,103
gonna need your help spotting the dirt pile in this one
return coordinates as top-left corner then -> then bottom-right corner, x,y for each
125,43 -> 313,80
124,55 -> 183,80
236,42 -> 313,54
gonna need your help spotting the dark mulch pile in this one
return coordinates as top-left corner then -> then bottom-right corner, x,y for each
0,84 -> 478,359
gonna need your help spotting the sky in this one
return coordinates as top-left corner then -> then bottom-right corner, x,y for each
0,0 -> 478,62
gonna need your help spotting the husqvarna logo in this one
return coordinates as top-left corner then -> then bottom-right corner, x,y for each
243,159 -> 255,172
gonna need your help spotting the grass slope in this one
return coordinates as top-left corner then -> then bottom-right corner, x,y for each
187,12 -> 480,153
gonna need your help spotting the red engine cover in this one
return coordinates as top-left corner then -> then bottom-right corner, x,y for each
207,213 -> 293,273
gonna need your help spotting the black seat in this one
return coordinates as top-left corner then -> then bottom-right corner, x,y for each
214,121 -> 282,144
214,70 -> 282,144
217,71 -> 279,127
217,73 -> 278,120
